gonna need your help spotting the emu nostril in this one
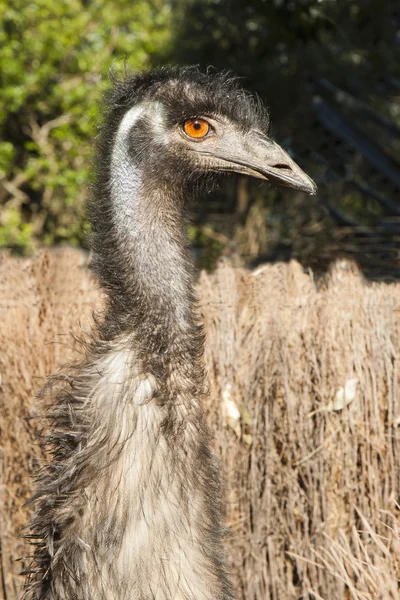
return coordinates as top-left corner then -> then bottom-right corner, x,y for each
273,163 -> 292,170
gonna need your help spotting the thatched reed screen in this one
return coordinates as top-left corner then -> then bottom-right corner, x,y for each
1,250 -> 399,600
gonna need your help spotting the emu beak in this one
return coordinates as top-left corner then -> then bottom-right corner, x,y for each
210,131 -> 317,195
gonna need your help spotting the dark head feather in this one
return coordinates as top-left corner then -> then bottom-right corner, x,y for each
103,64 -> 270,134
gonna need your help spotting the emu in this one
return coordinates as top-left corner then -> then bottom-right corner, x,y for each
24,66 -> 316,599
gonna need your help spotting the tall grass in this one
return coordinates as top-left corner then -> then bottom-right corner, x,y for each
0,250 -> 399,599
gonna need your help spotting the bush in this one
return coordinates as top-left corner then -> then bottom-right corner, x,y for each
0,0 -> 171,251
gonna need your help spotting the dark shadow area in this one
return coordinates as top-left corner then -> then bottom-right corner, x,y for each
167,0 -> 400,280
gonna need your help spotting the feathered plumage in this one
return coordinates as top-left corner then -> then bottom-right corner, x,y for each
23,65 -> 316,599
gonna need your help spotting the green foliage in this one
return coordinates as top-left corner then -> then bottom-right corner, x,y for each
0,206 -> 34,250
0,0 -> 172,252
1,0 -> 398,265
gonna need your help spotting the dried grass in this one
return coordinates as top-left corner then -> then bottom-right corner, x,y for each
0,250 -> 100,600
0,250 -> 399,599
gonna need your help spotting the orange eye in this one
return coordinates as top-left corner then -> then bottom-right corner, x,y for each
183,119 -> 210,139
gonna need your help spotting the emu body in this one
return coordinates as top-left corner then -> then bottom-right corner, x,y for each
24,66 -> 316,599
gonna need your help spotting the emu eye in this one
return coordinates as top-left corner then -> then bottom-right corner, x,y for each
183,119 -> 210,139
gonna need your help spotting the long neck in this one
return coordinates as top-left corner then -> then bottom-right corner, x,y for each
91,106 -> 203,389
28,105 -> 230,600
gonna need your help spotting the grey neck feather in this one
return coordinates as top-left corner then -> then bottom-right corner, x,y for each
109,103 -> 194,334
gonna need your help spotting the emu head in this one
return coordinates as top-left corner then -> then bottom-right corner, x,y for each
98,66 -> 317,197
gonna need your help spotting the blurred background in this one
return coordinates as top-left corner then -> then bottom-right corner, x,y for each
1,0 -> 399,278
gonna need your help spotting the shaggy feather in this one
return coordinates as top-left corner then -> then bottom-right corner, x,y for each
23,65 -> 310,599
24,66 -> 240,600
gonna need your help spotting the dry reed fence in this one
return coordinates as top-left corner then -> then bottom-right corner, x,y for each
0,249 -> 399,600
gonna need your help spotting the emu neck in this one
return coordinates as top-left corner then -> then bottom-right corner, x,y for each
94,111 -> 199,380
111,167 -> 192,319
